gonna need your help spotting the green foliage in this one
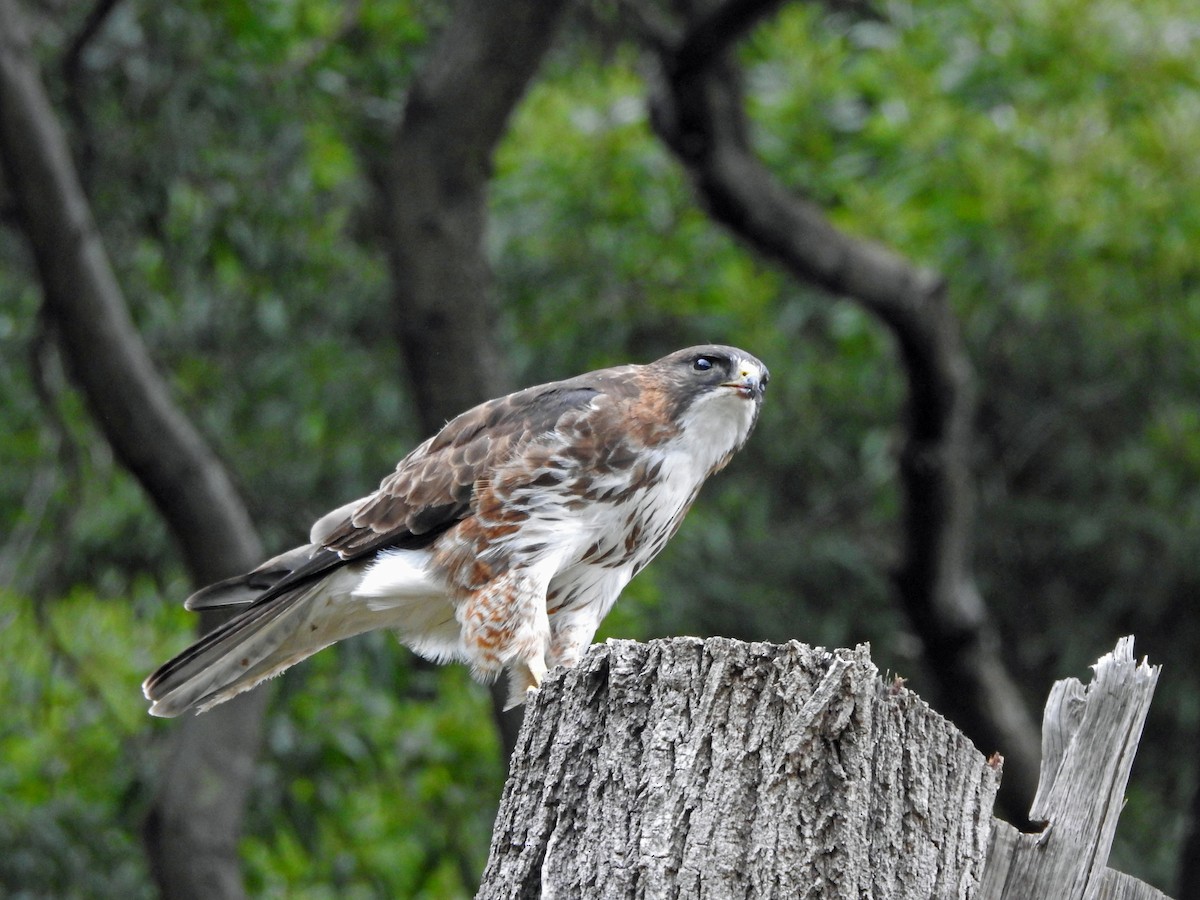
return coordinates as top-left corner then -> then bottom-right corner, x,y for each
0,589 -> 501,899
0,588 -> 175,899
492,52 -> 907,654
493,4 -> 1200,888
760,2 -> 1200,882
242,642 -> 502,898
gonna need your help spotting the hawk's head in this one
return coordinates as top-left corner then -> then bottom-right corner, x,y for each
647,345 -> 769,468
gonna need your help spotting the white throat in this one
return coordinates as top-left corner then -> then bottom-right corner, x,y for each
673,389 -> 758,477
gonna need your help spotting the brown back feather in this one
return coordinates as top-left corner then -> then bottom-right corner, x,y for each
316,372 -> 643,561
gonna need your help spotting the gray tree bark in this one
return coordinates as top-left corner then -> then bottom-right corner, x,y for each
480,638 -> 1002,899
371,0 -> 571,760
0,6 -> 266,898
634,0 -> 1042,821
480,637 -> 1170,900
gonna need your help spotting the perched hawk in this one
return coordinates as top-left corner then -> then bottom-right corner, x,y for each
144,345 -> 768,716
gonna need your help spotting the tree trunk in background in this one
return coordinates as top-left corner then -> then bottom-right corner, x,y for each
480,638 -> 1003,898
140,690 -> 268,900
372,0 -> 571,760
377,0 -> 570,434
0,5 -> 266,898
638,0 -> 1042,822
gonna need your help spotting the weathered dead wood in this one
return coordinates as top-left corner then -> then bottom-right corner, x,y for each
479,637 -> 1001,899
1093,870 -> 1172,900
978,637 -> 1164,900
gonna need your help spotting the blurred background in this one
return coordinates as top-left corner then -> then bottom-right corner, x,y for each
1,0 -> 1198,896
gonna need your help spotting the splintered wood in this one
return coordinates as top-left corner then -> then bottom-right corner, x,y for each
978,636 -> 1164,900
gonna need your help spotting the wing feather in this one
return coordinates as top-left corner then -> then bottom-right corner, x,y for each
176,371 -> 635,624
318,381 -> 615,559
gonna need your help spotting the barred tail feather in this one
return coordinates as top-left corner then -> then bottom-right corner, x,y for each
143,583 -> 334,717
144,549 -> 455,717
145,561 -> 382,717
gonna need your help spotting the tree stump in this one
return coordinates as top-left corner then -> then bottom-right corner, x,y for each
479,638 -> 1002,899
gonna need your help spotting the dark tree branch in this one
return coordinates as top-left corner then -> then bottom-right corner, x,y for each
60,0 -> 123,184
668,0 -> 881,73
0,5 -> 267,897
0,3 -> 258,586
371,0 -> 571,761
671,0 -> 788,76
61,0 -> 123,87
641,0 -> 1041,820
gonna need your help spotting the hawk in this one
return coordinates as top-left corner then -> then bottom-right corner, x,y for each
143,345 -> 768,716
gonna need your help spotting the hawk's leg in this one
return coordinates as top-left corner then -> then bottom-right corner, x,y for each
547,610 -> 603,670
458,568 -> 552,709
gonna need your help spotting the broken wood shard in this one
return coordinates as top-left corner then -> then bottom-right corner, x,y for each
978,636 -> 1163,900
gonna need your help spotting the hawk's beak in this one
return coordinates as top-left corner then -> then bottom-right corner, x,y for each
721,364 -> 765,400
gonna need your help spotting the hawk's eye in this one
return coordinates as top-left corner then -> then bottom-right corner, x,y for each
692,356 -> 718,373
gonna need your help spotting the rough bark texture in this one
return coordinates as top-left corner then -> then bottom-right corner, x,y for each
372,0 -> 570,760
637,0 -> 1041,820
480,637 -> 1002,899
978,637 -> 1164,900
0,7 -> 266,898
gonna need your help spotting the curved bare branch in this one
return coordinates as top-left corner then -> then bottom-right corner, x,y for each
641,0 -> 1041,820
